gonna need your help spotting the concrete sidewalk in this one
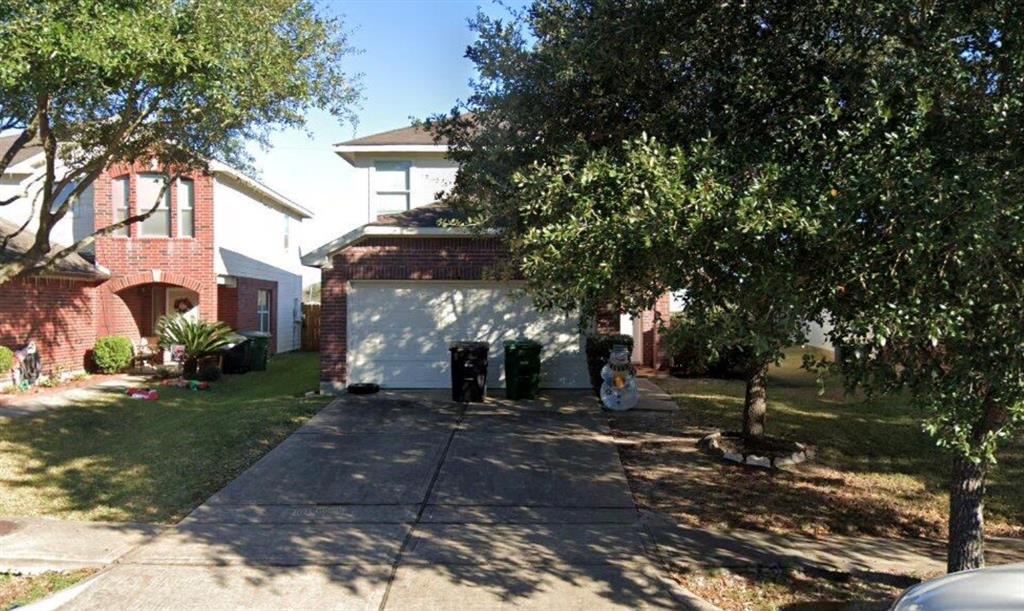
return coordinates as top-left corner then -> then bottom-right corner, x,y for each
0,376 -> 146,419
0,518 -> 161,574
55,389 -> 712,610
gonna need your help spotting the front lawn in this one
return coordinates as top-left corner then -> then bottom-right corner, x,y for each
613,348 -> 1023,541
0,352 -> 328,523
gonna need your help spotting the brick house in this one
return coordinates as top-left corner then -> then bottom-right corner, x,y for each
0,135 -> 311,379
303,124 -> 670,393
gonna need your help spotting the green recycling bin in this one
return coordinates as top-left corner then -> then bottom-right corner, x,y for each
504,339 -> 542,399
240,331 -> 272,371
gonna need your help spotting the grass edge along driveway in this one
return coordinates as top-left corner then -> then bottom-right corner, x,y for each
0,351 -> 329,524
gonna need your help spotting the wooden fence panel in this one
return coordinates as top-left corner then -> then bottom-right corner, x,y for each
301,303 -> 321,351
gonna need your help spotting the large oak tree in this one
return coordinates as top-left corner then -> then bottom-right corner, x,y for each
433,0 -> 1023,571
0,0 -> 359,283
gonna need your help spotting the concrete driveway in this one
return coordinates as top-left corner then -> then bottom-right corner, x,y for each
57,390 -> 708,610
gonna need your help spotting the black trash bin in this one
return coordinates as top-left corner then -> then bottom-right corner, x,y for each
504,339 -> 542,400
240,331 -> 272,371
449,341 -> 489,402
220,333 -> 251,374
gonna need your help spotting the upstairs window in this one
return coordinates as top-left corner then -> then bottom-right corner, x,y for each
111,176 -> 130,236
138,174 -> 171,237
373,160 -> 411,215
257,289 -> 272,333
178,178 -> 195,238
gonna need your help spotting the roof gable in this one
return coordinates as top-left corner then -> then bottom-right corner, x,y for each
0,218 -> 108,279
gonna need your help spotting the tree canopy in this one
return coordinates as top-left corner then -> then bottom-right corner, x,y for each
0,0 -> 359,282
433,0 -> 1024,572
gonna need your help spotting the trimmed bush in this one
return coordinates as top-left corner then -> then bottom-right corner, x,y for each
93,336 -> 134,373
585,333 -> 634,395
662,313 -> 752,379
0,346 -> 13,374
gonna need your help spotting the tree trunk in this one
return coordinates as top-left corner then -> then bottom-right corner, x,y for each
947,453 -> 987,573
742,361 -> 769,439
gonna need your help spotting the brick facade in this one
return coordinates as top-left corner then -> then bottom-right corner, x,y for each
92,163 -> 218,339
321,237 -> 508,387
0,277 -> 99,375
319,236 -> 670,388
232,277 -> 278,354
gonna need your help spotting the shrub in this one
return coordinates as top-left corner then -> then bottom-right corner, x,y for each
585,333 -> 634,395
662,312 -> 752,379
93,336 -> 134,373
156,315 -> 233,379
0,346 -> 13,374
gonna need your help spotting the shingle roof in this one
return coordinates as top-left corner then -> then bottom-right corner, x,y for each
0,133 -> 44,169
0,218 -> 107,279
336,123 -> 445,147
367,202 -> 465,228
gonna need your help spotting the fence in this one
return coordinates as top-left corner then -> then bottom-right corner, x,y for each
301,303 -> 321,351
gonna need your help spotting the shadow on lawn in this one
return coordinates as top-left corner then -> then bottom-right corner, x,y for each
0,353 -> 327,523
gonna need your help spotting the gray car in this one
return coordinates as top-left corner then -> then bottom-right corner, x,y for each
891,563 -> 1024,610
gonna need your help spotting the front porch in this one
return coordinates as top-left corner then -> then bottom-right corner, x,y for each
97,271 -> 214,365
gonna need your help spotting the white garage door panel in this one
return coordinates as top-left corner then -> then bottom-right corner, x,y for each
347,282 -> 588,388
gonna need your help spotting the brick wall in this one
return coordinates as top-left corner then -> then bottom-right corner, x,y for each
233,276 -> 278,354
320,237 -> 508,388
217,284 -> 239,329
319,236 -> 674,387
639,293 -> 671,369
0,277 -> 99,375
92,163 -> 217,337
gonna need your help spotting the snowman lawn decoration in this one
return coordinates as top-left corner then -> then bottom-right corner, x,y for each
600,344 -> 639,411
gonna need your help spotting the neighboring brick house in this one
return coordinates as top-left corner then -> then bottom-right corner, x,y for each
303,124 -> 669,393
0,135 -> 311,378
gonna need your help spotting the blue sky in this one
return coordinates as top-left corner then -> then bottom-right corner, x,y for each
250,0 -> 524,283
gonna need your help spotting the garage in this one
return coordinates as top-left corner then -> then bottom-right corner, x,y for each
346,280 -> 589,388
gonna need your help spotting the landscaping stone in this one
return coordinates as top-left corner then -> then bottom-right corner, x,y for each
698,430 -> 813,469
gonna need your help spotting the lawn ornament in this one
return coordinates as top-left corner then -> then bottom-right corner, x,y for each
11,342 -> 41,388
126,388 -> 159,400
600,344 -> 638,411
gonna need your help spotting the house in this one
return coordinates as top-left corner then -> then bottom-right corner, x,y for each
303,124 -> 669,393
0,134 -> 311,378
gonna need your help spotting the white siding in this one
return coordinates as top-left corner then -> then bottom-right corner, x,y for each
345,153 -> 458,224
0,162 -> 91,251
213,175 -> 305,353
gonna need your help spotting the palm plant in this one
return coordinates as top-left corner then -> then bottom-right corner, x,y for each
155,315 -> 233,378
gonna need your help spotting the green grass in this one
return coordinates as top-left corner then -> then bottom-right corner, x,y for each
0,352 -> 329,523
0,570 -> 95,610
636,348 -> 1024,538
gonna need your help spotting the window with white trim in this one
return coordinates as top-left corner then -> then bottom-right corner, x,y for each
111,176 -> 130,236
178,178 -> 195,238
137,173 -> 171,237
373,160 -> 411,216
257,289 -> 272,333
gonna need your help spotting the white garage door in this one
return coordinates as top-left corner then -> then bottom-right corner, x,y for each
347,281 -> 588,388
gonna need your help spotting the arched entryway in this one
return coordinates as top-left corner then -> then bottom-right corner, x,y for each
98,270 -> 206,340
